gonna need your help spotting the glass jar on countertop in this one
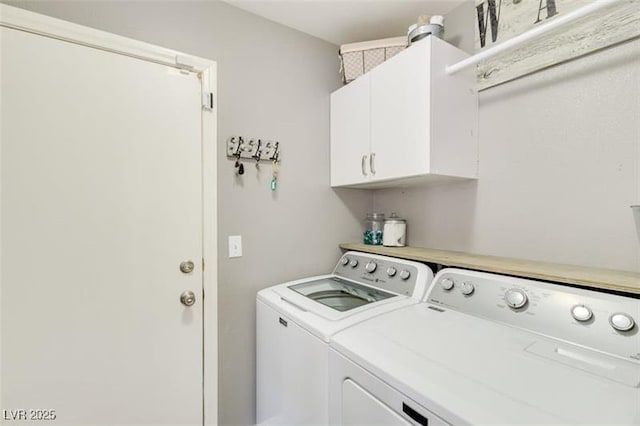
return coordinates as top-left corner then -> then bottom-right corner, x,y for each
382,213 -> 407,247
364,213 -> 385,245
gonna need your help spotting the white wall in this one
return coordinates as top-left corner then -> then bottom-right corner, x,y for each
3,1 -> 370,425
374,1 -> 640,272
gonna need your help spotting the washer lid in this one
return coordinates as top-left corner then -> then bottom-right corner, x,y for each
257,274 -> 417,342
289,277 -> 395,312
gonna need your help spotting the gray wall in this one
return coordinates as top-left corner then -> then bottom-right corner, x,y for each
4,1 -> 370,424
374,1 -> 640,272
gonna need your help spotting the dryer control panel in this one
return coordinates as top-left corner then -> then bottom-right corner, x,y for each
427,269 -> 640,362
334,252 -> 433,300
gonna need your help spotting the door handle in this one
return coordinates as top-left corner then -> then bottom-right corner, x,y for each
361,155 -> 368,176
180,290 -> 196,307
180,260 -> 195,274
370,152 -> 376,175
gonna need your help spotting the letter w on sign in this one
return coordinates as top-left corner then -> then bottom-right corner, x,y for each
476,0 -> 502,48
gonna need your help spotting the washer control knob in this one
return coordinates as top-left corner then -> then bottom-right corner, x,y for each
387,267 -> 397,277
571,305 -> 593,322
341,257 -> 349,266
399,270 -> 411,280
461,281 -> 475,296
349,259 -> 358,268
505,288 -> 528,309
440,278 -> 454,291
365,261 -> 377,273
609,313 -> 635,332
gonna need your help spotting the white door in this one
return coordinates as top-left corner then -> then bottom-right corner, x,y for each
330,74 -> 371,187
370,43 -> 431,181
1,26 -> 204,424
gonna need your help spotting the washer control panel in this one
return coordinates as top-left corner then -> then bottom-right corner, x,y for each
427,269 -> 640,362
334,252 -> 433,299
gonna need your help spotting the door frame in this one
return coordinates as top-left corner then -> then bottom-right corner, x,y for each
0,4 -> 218,424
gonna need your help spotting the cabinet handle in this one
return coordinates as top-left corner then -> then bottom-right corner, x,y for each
361,155 -> 368,176
370,152 -> 376,175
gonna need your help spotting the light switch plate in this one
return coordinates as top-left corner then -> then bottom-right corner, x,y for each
228,235 -> 242,258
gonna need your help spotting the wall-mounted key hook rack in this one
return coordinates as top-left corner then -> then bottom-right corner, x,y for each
227,136 -> 281,162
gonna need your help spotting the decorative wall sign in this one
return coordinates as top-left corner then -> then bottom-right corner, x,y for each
474,0 -> 640,90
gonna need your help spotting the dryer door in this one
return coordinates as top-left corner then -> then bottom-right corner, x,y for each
329,348 -> 451,426
343,379 -> 412,425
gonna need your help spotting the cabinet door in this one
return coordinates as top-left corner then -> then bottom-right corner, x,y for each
370,41 -> 431,181
330,74 -> 371,186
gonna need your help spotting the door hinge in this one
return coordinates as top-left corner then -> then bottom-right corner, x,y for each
202,257 -> 205,271
202,92 -> 214,111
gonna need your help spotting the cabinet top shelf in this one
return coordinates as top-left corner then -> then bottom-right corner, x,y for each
339,243 -> 640,295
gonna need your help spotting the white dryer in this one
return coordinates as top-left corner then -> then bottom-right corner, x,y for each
329,268 -> 640,425
256,251 -> 434,425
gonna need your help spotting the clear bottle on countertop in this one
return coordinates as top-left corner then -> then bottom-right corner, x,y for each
364,213 -> 385,245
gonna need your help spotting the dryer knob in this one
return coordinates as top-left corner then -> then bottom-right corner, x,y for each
461,281 -> 475,296
571,305 -> 593,322
609,313 -> 635,332
505,288 -> 528,309
399,270 -> 411,280
341,257 -> 349,266
365,261 -> 377,273
349,259 -> 358,268
440,278 -> 454,291
386,267 -> 397,277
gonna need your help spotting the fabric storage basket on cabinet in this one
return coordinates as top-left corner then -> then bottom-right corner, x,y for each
339,36 -> 406,84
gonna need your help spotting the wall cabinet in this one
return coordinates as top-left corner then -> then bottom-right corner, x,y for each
330,37 -> 478,188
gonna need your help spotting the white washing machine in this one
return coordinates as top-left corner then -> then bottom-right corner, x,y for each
256,251 -> 434,425
329,268 -> 640,425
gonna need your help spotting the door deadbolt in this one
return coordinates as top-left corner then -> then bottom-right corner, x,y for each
180,290 -> 196,307
180,260 -> 195,274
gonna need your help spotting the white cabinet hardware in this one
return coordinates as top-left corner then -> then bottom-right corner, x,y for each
369,152 -> 376,176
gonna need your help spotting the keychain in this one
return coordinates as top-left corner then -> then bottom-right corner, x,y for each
234,137 -> 244,175
235,155 -> 244,175
270,158 -> 279,191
